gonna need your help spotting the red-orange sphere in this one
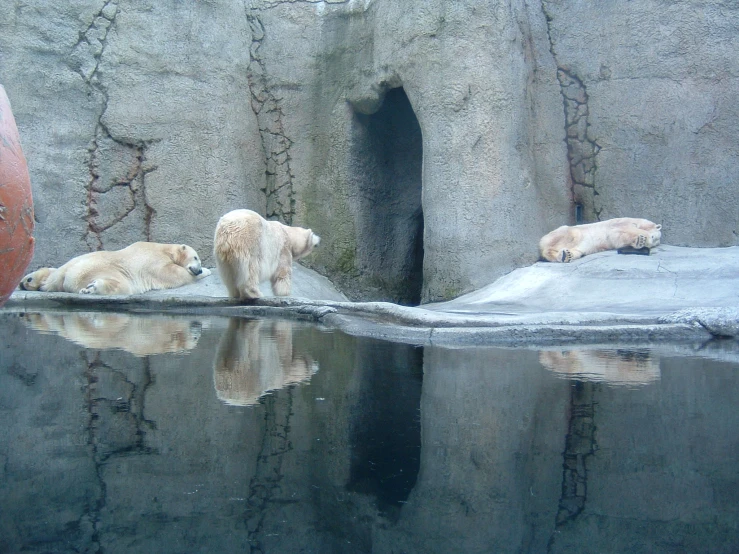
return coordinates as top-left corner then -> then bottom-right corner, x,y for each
0,85 -> 34,306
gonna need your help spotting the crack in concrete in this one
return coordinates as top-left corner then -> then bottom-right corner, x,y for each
70,0 -> 117,84
557,68 -> 602,220
85,128 -> 159,248
245,9 -> 296,224
541,2 -> 602,222
656,261 -> 680,299
245,389 -> 295,553
67,0 -> 159,249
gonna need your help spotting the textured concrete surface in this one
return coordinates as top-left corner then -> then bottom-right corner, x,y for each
7,246 -> 739,346
0,0 -> 265,266
430,245 -> 739,316
543,0 -> 739,245
3,1 -> 735,305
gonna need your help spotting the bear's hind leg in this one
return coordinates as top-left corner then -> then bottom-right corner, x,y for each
79,279 -> 106,294
237,260 -> 262,300
240,284 -> 262,300
79,278 -> 129,295
565,248 -> 585,262
614,228 -> 651,249
215,260 -> 242,299
541,247 -> 566,263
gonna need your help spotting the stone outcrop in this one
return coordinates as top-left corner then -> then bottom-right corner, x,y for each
0,0 -> 736,303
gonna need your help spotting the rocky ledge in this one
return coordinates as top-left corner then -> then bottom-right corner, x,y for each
6,246 -> 738,347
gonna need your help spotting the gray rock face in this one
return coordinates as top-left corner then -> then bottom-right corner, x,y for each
543,0 -> 739,244
1,0 -> 736,304
0,0 -> 265,265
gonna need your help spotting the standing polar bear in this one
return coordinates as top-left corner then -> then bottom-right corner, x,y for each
28,241 -> 210,295
214,209 -> 320,300
539,217 -> 662,263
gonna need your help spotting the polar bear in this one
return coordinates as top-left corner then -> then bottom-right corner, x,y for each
39,241 -> 210,295
214,209 -> 320,300
539,217 -> 661,263
19,267 -> 57,291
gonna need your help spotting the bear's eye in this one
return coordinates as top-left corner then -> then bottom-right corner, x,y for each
26,277 -> 32,282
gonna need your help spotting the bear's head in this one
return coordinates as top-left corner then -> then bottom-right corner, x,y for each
176,244 -> 204,276
285,226 -> 320,260
19,267 -> 56,291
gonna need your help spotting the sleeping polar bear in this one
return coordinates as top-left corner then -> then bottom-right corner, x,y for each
31,241 -> 210,295
539,217 -> 661,263
214,209 -> 320,300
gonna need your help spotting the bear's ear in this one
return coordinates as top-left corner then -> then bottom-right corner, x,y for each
655,224 -> 662,230
181,245 -> 187,250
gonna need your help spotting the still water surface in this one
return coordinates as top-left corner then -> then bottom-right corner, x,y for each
1,311 -> 738,553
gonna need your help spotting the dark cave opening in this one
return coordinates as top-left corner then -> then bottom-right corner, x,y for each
350,87 -> 424,306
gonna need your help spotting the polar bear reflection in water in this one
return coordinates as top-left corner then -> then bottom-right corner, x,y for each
213,318 -> 318,406
539,348 -> 660,386
21,312 -> 204,356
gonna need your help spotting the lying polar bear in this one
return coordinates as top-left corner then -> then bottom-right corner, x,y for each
22,241 -> 210,295
539,217 -> 662,263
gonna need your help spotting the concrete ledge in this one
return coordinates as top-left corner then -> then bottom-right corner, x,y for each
5,246 -> 738,347
3,289 -> 729,347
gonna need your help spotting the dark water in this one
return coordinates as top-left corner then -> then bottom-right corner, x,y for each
1,311 -> 738,554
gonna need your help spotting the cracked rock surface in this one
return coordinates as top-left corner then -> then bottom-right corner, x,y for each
1,0 -> 736,305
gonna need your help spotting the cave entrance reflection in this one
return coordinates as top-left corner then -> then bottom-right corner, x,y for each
351,87 -> 424,306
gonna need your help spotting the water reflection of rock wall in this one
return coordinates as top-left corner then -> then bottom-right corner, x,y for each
2,313 -> 739,553
0,316 -> 98,549
378,348 -> 571,552
549,355 -> 739,553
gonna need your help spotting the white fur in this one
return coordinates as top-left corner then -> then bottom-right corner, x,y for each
40,242 -> 209,295
214,209 -> 320,300
539,217 -> 662,263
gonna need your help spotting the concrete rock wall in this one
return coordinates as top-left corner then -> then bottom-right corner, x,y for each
256,0 -> 571,302
1,0 -> 736,303
543,0 -> 739,245
0,0 -> 265,266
